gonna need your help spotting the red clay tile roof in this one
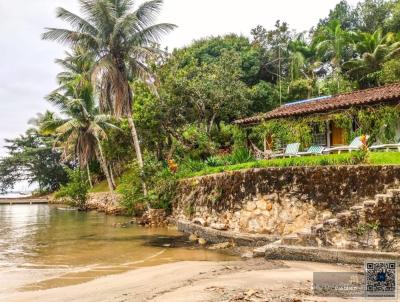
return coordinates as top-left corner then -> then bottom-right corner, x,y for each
234,83 -> 400,125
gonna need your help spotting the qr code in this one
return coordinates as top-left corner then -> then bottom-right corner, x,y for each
365,261 -> 397,298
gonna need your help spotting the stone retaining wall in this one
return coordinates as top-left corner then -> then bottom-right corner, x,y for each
86,192 -> 125,215
173,165 -> 400,236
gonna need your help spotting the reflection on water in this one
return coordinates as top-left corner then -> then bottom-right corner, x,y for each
0,204 -> 235,295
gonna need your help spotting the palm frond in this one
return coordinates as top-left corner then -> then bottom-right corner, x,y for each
135,0 -> 164,28
129,23 -> 176,46
56,7 -> 98,36
42,28 -> 98,49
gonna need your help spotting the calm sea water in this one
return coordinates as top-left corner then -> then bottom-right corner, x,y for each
0,204 -> 234,296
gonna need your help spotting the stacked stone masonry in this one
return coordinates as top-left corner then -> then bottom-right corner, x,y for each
173,166 -> 400,251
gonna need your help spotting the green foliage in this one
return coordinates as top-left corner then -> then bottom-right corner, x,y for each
203,147 -> 254,168
179,123 -> 216,160
355,222 -> 380,236
287,79 -> 314,101
117,162 -> 146,215
356,106 -> 400,144
0,130 -> 68,193
214,122 -> 247,151
249,105 -> 398,151
184,152 -> 400,179
55,168 -> 89,209
381,59 -> 400,84
117,157 -> 178,215
247,81 -> 280,113
251,118 -> 313,150
227,148 -> 254,165
343,29 -> 400,88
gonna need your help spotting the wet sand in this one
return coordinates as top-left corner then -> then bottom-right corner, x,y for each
2,259 -> 369,302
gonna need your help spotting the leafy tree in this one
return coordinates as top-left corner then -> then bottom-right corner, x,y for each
43,0 -> 176,196
384,0 -> 400,32
159,48 -> 249,135
0,130 -> 68,193
355,0 -> 394,33
318,0 -> 358,30
251,21 -> 293,85
247,81 -> 280,113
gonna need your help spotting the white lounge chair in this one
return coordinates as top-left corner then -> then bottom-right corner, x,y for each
370,140 -> 400,152
297,145 -> 325,156
323,136 -> 368,154
271,143 -> 300,158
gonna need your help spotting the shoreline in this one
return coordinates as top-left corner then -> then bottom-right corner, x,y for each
1,259 -> 366,302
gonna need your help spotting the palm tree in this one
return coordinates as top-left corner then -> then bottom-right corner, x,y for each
287,35 -> 314,82
314,20 -> 356,91
343,29 -> 400,87
41,91 -> 118,192
42,0 -> 176,195
44,48 -> 117,192
315,20 -> 353,69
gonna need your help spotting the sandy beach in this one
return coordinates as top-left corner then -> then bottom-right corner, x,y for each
1,259 -> 368,302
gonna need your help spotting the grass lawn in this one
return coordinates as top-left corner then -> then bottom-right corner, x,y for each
89,152 -> 400,192
186,151 -> 400,178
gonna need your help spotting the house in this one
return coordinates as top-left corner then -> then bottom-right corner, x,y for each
234,83 -> 400,149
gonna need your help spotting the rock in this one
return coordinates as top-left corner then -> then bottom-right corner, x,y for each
253,245 -> 268,257
189,234 -> 198,242
256,199 -> 267,210
266,202 -> 273,211
246,201 -> 257,211
241,251 -> 254,259
192,217 -> 206,226
208,242 -> 231,250
210,223 -> 228,231
247,218 -> 262,233
138,209 -> 168,227
320,211 -> 332,220
198,238 -> 207,245
85,192 -> 125,215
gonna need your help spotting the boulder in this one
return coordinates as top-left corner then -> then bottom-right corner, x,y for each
198,238 -> 207,245
210,223 -> 228,231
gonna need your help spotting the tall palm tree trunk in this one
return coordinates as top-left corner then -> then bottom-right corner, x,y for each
109,163 -> 117,188
127,115 -> 148,196
95,145 -> 114,192
86,164 -> 93,189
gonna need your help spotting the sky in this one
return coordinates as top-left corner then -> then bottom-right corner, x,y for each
0,0 -> 361,157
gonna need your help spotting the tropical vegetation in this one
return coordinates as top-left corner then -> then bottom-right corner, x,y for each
1,0 -> 400,212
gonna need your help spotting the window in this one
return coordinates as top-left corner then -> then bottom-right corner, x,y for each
312,124 -> 327,146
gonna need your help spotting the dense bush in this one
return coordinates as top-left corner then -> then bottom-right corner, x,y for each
117,158 -> 178,215
55,168 -> 89,209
